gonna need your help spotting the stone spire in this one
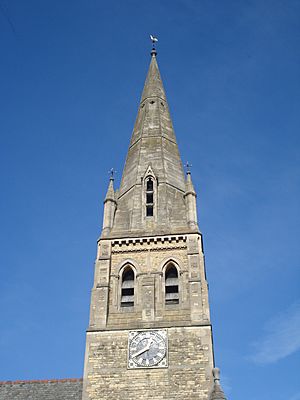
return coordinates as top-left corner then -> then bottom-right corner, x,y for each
120,51 -> 183,194
104,50 -> 198,238
140,52 -> 166,103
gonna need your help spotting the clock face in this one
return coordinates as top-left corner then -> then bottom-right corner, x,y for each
128,330 -> 168,369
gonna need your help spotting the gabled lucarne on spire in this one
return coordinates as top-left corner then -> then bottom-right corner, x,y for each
102,50 -> 199,237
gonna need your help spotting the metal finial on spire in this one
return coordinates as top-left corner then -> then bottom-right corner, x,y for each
150,34 -> 158,56
108,168 -> 117,180
185,161 -> 192,174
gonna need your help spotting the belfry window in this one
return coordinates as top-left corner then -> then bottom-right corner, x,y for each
121,267 -> 135,307
146,177 -> 154,217
165,264 -> 179,305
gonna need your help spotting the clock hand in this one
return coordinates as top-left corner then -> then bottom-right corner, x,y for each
146,338 -> 153,350
132,346 -> 149,358
132,338 -> 154,358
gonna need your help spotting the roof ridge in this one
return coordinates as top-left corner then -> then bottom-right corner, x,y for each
0,378 -> 83,385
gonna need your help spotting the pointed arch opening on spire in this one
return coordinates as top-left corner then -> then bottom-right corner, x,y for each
146,177 -> 154,216
142,166 -> 157,220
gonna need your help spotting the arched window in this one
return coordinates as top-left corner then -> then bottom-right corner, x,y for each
121,267 -> 135,307
165,264 -> 179,305
146,177 -> 154,217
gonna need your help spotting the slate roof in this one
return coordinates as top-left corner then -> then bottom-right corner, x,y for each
0,378 -> 83,400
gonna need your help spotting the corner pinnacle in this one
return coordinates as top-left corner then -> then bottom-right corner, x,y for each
209,368 -> 227,400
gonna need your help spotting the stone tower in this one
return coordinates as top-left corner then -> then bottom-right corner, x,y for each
82,47 -> 227,400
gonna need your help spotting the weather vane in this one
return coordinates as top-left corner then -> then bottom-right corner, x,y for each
150,34 -> 158,55
108,168 -> 117,179
185,161 -> 192,174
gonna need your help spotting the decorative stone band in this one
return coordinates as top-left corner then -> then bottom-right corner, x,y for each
112,244 -> 187,254
111,235 -> 187,247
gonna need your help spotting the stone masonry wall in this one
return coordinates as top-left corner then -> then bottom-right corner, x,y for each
89,233 -> 210,331
83,326 -> 214,400
107,237 -> 191,329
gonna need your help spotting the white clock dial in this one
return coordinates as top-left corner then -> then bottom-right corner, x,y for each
128,330 -> 168,369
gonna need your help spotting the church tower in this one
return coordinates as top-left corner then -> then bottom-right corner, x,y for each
82,46 -> 227,400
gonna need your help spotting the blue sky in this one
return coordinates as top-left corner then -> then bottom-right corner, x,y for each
0,0 -> 299,399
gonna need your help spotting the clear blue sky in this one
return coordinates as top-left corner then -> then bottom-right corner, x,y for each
0,1 -> 299,399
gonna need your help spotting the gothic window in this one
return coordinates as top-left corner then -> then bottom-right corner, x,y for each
165,264 -> 179,305
146,177 -> 154,217
121,266 -> 135,307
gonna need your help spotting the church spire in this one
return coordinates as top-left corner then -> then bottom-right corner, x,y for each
103,49 -> 198,238
140,50 -> 166,103
84,45 -> 217,400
